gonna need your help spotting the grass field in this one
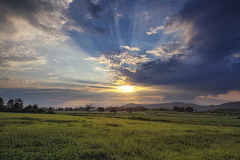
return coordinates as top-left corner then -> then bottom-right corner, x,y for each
0,111 -> 240,159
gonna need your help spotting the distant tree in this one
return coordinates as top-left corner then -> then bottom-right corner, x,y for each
7,99 -> 14,109
110,107 -> 117,114
24,104 -> 33,112
120,106 -> 125,111
33,104 -> 38,110
126,107 -> 134,114
0,97 -> 4,106
85,103 -> 93,113
0,97 -> 5,110
47,110 -> 55,114
185,107 -> 193,112
38,108 -> 45,113
134,106 -> 147,111
13,98 -> 24,110
98,107 -> 105,113
173,106 -> 184,112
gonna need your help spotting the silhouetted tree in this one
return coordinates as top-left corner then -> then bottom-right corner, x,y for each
98,107 -> 105,113
110,107 -> 117,114
0,97 -> 4,106
13,98 -> 24,110
24,104 -> 33,111
126,107 -> 134,114
85,103 -> 93,113
7,99 -> 14,109
0,97 -> 6,111
185,107 -> 193,112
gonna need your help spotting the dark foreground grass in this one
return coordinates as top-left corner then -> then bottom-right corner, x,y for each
0,112 -> 240,159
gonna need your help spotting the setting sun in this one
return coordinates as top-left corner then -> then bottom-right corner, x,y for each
118,86 -> 135,92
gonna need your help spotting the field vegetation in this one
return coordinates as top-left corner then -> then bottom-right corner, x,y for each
1,111 -> 240,159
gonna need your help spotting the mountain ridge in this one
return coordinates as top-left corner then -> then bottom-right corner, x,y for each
122,102 -> 240,110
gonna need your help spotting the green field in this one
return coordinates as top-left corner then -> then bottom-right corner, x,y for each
0,112 -> 240,159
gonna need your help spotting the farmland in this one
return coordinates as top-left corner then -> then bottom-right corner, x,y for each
0,111 -> 240,159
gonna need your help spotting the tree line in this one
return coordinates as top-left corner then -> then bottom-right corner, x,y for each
0,97 -> 194,113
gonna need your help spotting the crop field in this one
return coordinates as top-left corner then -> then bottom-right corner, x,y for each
0,112 -> 240,159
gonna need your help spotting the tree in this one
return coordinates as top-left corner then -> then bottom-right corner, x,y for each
85,103 -> 93,113
126,107 -> 134,114
0,97 -> 4,106
7,99 -> 14,109
33,104 -> 38,110
24,104 -> 33,111
13,98 -> 24,110
0,97 -> 6,111
110,107 -> 117,114
185,107 -> 193,112
98,107 -> 105,113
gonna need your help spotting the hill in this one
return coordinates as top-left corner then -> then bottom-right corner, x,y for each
123,102 -> 240,111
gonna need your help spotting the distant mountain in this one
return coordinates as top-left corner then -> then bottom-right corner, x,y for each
123,102 -> 240,111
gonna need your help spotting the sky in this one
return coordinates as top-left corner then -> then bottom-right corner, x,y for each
0,0 -> 240,107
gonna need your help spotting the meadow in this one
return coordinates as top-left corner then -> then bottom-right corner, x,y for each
0,111 -> 240,159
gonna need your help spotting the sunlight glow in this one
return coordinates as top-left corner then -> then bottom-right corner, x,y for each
117,86 -> 135,92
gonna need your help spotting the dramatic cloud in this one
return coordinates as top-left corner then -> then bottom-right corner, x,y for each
85,51 -> 149,84
1,0 -> 239,107
165,0 -> 240,62
85,51 -> 148,70
0,0 -> 72,43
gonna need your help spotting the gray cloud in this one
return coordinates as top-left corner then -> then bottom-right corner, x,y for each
165,0 -> 240,62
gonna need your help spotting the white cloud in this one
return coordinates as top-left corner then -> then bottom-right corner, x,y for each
84,51 -> 149,84
116,13 -> 123,17
147,26 -> 164,35
53,59 -> 60,64
67,25 -> 85,32
85,51 -> 148,68
120,45 -> 141,51
85,13 -> 92,19
49,77 -> 60,80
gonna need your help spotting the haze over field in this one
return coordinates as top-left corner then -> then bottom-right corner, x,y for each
0,0 -> 240,107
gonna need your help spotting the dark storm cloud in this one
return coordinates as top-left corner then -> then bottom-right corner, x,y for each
121,0 -> 240,101
140,58 -> 180,74
165,0 -> 240,61
129,56 -> 240,101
